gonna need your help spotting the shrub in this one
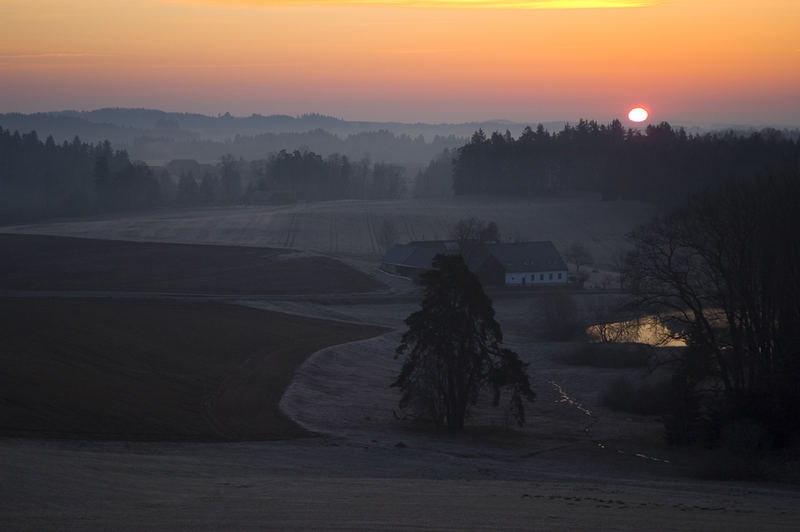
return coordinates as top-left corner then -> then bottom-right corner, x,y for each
537,293 -> 585,341
599,375 -> 671,416
694,420 -> 772,480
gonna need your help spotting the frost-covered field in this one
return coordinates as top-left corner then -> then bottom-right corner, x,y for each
4,196 -> 653,265
5,198 -> 798,531
4,291 -> 800,531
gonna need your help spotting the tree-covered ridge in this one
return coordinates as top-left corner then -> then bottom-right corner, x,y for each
0,128 -> 158,223
453,120 -> 800,204
0,126 -> 409,223
131,128 -> 463,166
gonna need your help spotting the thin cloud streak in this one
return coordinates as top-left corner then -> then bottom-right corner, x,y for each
174,1 -> 658,9
0,52 -> 112,59
377,48 -> 471,55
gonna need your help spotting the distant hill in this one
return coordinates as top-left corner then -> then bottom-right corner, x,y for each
0,108 -> 565,164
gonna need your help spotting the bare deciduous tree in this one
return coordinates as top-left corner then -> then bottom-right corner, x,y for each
451,218 -> 501,248
377,219 -> 398,253
564,241 -> 592,275
630,171 -> 800,445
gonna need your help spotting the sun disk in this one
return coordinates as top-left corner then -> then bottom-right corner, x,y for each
628,106 -> 649,122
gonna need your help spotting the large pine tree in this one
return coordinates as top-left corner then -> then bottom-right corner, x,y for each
393,254 -> 535,430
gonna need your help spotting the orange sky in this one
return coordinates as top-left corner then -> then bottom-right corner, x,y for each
1,0 -> 798,124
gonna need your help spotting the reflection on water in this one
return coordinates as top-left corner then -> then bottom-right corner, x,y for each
549,380 -> 595,433
549,380 -> 671,465
586,316 -> 686,347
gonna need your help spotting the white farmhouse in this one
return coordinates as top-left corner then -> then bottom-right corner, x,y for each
484,241 -> 568,287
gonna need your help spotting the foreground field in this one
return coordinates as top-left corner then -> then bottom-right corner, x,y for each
3,438 -> 799,532
0,233 -> 384,295
0,297 -> 386,440
2,220 -> 798,530
3,196 -> 654,265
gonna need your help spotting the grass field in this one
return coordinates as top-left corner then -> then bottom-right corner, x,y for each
0,297 -> 387,440
0,233 -> 385,295
2,205 -> 800,530
3,196 -> 655,265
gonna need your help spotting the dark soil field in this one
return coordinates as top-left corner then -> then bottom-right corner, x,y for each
0,297 -> 387,441
2,225 -> 799,531
0,233 -> 385,295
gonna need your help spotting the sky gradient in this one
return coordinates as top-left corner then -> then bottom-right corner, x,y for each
1,0 -> 798,125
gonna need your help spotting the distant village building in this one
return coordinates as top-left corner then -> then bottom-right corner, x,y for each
380,240 -> 568,287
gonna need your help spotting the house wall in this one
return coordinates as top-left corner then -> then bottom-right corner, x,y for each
505,270 -> 567,286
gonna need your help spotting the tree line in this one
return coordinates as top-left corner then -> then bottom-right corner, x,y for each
0,126 -> 407,223
134,129 -> 462,166
177,149 -> 405,206
453,120 -> 800,205
0,128 -> 158,223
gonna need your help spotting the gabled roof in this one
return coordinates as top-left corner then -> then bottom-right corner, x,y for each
462,244 -> 495,272
381,241 -> 459,270
381,244 -> 415,266
382,240 -> 567,275
486,241 -> 567,273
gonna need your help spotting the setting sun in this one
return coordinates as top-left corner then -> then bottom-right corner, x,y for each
628,107 -> 649,122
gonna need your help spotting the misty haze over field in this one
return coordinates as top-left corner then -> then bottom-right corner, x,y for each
0,109 -> 540,164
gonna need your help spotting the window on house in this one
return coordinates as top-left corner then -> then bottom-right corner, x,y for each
558,272 -> 562,280
540,274 -> 544,281
549,273 -> 553,280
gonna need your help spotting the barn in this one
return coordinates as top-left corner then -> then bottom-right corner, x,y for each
381,240 -> 568,287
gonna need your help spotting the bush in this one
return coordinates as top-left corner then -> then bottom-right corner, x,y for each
537,293 -> 585,341
599,375 -> 671,416
558,343 -> 652,368
694,418 -> 771,480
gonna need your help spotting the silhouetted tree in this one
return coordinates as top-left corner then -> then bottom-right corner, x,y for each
376,219 -> 398,253
451,218 -> 501,246
480,221 -> 501,243
414,149 -> 453,198
176,171 -> 199,205
393,254 -> 535,430
0,126 -> 161,221
199,172 -> 219,204
564,241 -> 592,275
630,170 -> 800,446
219,154 -> 242,202
611,248 -> 636,290
451,121 -> 799,204
537,292 -> 585,341
369,162 -> 405,199
451,217 -> 482,246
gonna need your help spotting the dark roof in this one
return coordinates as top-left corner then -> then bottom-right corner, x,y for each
381,242 -> 459,270
407,240 -> 461,252
463,244 -> 494,272
486,242 -> 567,273
382,240 -> 567,274
381,244 -> 415,266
